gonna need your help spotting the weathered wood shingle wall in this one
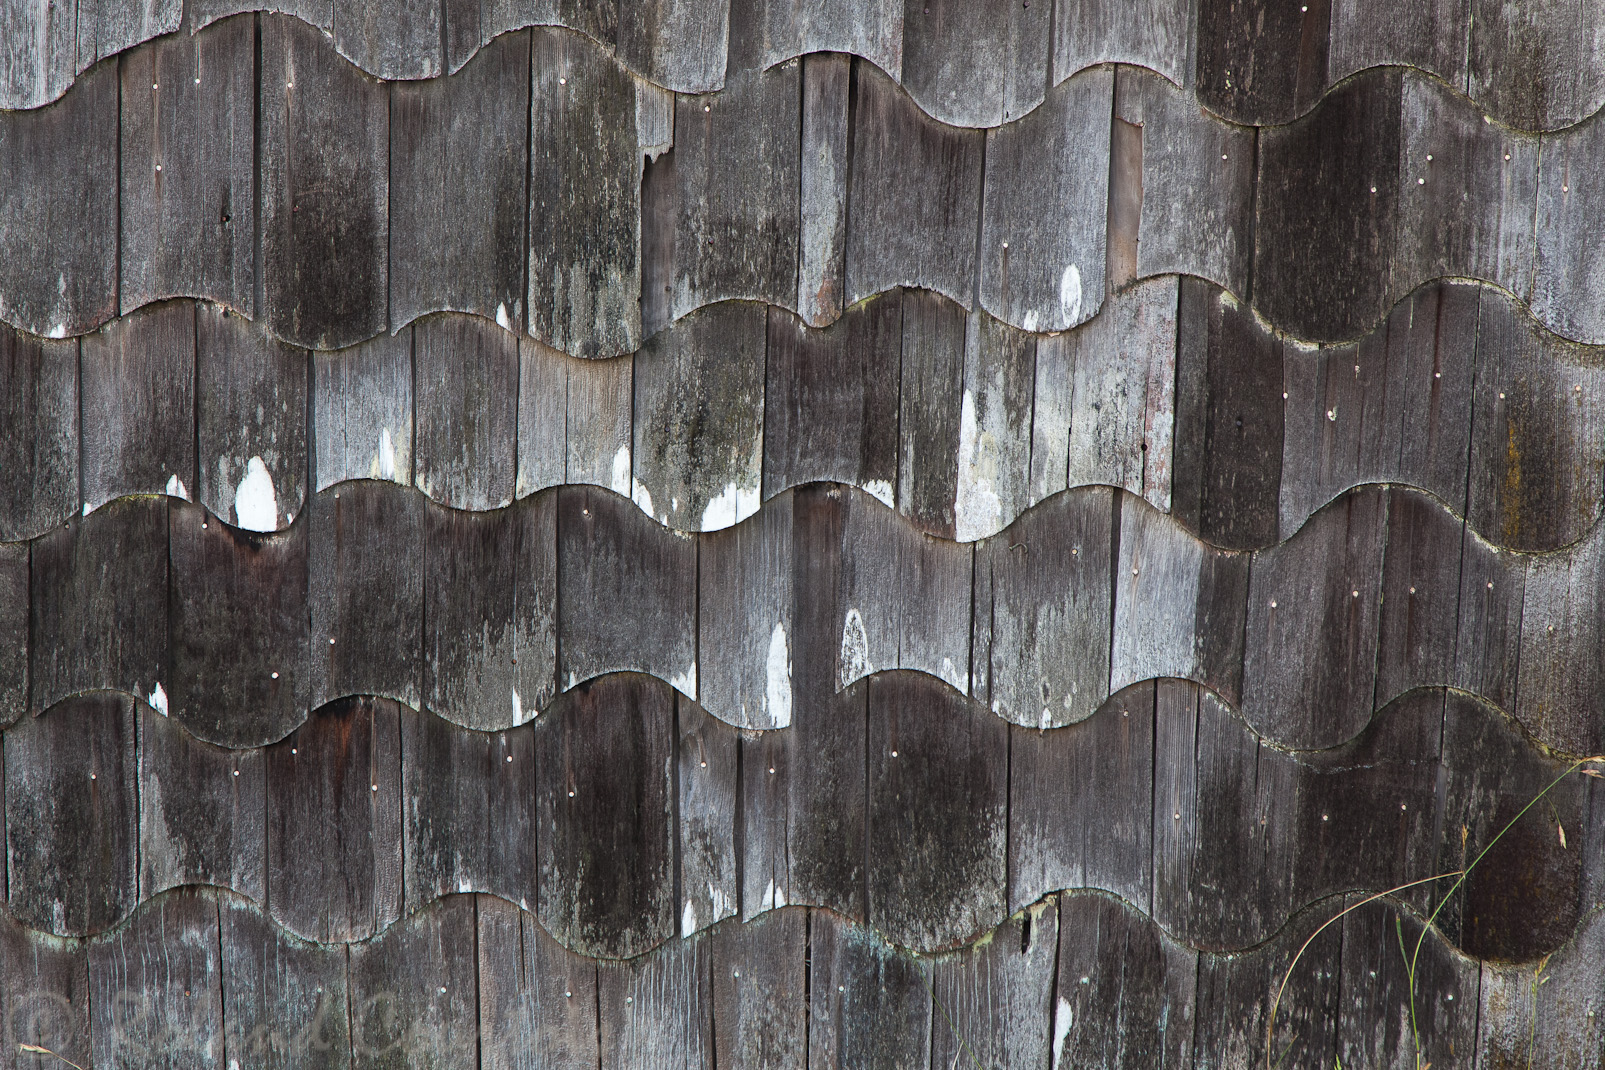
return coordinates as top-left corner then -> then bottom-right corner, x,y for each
4,0 -> 1605,1066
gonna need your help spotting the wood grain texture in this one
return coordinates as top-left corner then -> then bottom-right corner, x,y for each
1054,0 -> 1194,86
0,58 -> 117,337
0,911 -> 91,1070
334,0 -> 443,80
975,487 -> 1115,728
75,0 -> 181,71
79,300 -> 197,512
267,697 -> 404,942
260,14 -> 390,350
1451,524 -> 1524,716
0,327 -> 77,541
537,674 -> 675,959
514,336 -> 634,496
1329,0 -> 1469,89
756,0 -> 903,79
952,312 -> 1036,541
807,909 -> 931,1070
979,68 -> 1111,332
711,909 -> 806,1070
119,19 -> 255,315
894,289 -> 966,536
348,896 -> 479,1070
307,481 -> 423,709
413,314 -> 520,510
597,929 -> 713,1070
1469,0 -> 1605,130
1516,523 -> 1605,755
1195,0 -> 1330,125
632,302 -> 767,531
796,52 -> 850,327
312,330 -> 413,491
0,0 -> 76,108
477,894 -> 601,1070
0,542 -> 23,725
139,703 -> 266,903
676,697 -> 738,937
698,492 -> 793,729
30,497 -> 169,713
5,693 -> 137,937
220,892 -> 351,1070
168,498 -> 308,746
196,305 -> 308,531
929,902 -> 1058,1070
1375,487 -> 1464,706
528,28 -> 640,358
556,486 -> 697,696
390,31 -> 529,333
615,0 -> 729,93
900,0 -> 1048,127
846,61 -> 983,309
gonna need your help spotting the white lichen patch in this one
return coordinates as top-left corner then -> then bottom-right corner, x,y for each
1052,996 -> 1073,1069
611,445 -> 632,497
233,456 -> 278,531
953,389 -> 1003,542
708,883 -> 732,921
838,609 -> 873,689
700,481 -> 760,532
863,478 -> 894,507
374,427 -> 397,481
764,622 -> 792,728
165,473 -> 190,501
148,681 -> 169,716
682,899 -> 698,937
939,656 -> 969,695
761,879 -> 788,912
670,662 -> 697,700
511,686 -> 526,726
1059,264 -> 1083,327
631,478 -> 659,523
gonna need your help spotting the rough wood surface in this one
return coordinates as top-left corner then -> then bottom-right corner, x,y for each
710,909 -> 806,1070
1515,524 -> 1605,755
413,314 -> 520,510
1195,0 -> 1331,125
1055,0 -> 1194,87
477,894 -> 602,1070
333,0 -> 442,80
0,542 -> 23,724
756,0 -> 903,80
676,697 -> 739,936
1329,0 -> 1469,90
807,910 -> 931,1070
0,912 -> 91,1070
1451,524 -> 1524,716
929,902 -> 1057,1070
597,930 -> 713,1070
348,897 -> 479,1070
219,892 -> 351,1070
266,697 -> 404,942
615,0 -> 729,93
0,0 -> 76,108
952,312 -> 1036,541
698,493 -> 793,729
894,289 -> 966,537
900,0 -> 1048,127
1375,487 -> 1464,706
75,0 -> 181,72
1468,0 -> 1605,129
312,330 -> 414,490
515,337 -> 634,496
0,328 -> 77,541
796,53 -> 851,327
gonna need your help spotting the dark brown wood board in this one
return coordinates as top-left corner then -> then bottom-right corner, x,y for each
347,896 -> 479,1070
413,314 -> 520,510
311,330 -> 414,491
0,327 -> 77,541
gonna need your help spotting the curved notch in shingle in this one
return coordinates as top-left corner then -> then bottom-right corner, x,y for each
348,894 -> 479,1065
515,333 -> 636,496
900,0 -> 1049,129
414,314 -> 520,511
218,891 -> 352,1067
312,328 -> 413,492
478,895 -> 600,1067
1056,0 -> 1194,91
698,491 -> 794,729
0,328 -> 77,542
1194,0 -> 1332,126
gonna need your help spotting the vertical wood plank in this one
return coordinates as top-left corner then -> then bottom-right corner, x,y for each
477,895 -> 601,1070
711,910 -> 807,1070
1515,523 -> 1605,755
0,327 -> 78,541
900,0 -> 1048,128
953,312 -> 1036,542
220,893 -> 351,1070
1375,487 -> 1464,706
797,52 -> 851,327
348,897 -> 479,1070
1450,524 -> 1524,715
1053,0 -> 1194,87
413,314 -> 520,510
0,542 -> 24,725
807,910 -> 931,1070
333,0 -> 443,80
0,0 -> 76,108
756,0 -> 903,79
597,931 -> 713,1070
697,493 -> 793,729
895,289 -> 966,538
312,330 -> 413,491
75,0 -> 181,72
0,911 -> 90,1070
929,903 -> 1058,1070
615,0 -> 730,93
1195,0 -> 1331,124
676,697 -> 739,937
515,339 -> 634,496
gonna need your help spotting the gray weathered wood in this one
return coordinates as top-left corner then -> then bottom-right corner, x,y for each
763,297 -> 900,503
952,312 -> 1035,541
756,0 -> 902,80
807,910 -> 931,1070
219,893 -> 351,1070
1469,0 -> 1605,129
312,329 -> 413,491
597,930 -> 713,1070
307,481 -> 423,709
0,46 -> 117,337
1008,684 -> 1155,916
1054,0 -> 1194,86
0,326 -> 77,541
413,314 -> 520,510
197,305 -> 308,531
1451,523 -> 1524,715
615,0 -> 729,93
1194,0 -> 1331,125
1171,279 -> 1284,549
1280,280 -> 1478,536
1111,492 -> 1248,704
928,902 -> 1058,1070
260,14 -> 390,350
5,693 -> 138,936
537,674 -> 675,959
676,697 -> 738,937
119,20 -> 255,315
334,0 -> 443,79
390,31 -> 529,332
979,68 -> 1111,333
348,896 -> 478,1070
0,542 -> 23,725
528,28 -> 641,358
424,494 -> 556,729
0,0 -> 76,108
632,302 -> 767,531
900,0 -> 1047,127
30,497 -> 169,713
1329,0 -> 1469,92
88,890 -> 224,1070
515,338 -> 634,496
1375,488 -> 1464,707
1241,487 -> 1387,748
0,911 -> 91,1070
477,895 -> 601,1070
139,702 -> 266,903
867,673 -> 1006,951
895,289 -> 966,536
75,0 -> 181,72
797,53 -> 851,327
79,300 -> 197,512
401,704 -> 536,910
1118,68 -> 1254,297
697,492 -> 794,729
168,497 -> 309,746
1475,907 -> 1605,1068
976,487 -> 1115,728
710,909 -> 806,1070
556,486 -> 697,697
267,697 -> 404,942
846,62 -> 984,309
191,0 -> 332,33
1516,521 -> 1605,755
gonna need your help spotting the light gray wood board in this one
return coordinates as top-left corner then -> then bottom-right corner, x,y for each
259,14 -> 390,350
168,498 -> 309,746
614,0 -> 729,93
348,896 -> 479,1070
710,909 -> 806,1070
807,910 -> 932,1070
79,300 -> 197,511
528,28 -> 641,358
138,703 -> 266,904
762,296 -> 900,501
192,0 -> 333,33
401,706 -> 537,911
899,0 -> 1048,128
88,889 -> 224,1070
836,490 -> 973,695
312,330 -> 414,490
1279,280 -> 1477,536
1516,518 -> 1605,755
75,0 -> 181,71
413,314 -> 520,510
755,0 -> 903,80
846,61 -> 984,309
1111,492 -> 1249,704
0,36 -> 116,338
1118,67 -> 1253,296
1468,0 -> 1605,129
307,481 -> 424,709
697,492 -> 794,729
220,891 -> 352,1070
333,0 -> 443,80
4,693 -> 138,937
196,305 -> 308,530
0,328 -> 77,541
555,487 -> 697,697
1328,0 -> 1469,90
29,497 -> 169,714
477,894 -> 602,1070
390,31 -> 529,333
1009,685 -> 1155,916
974,487 -> 1115,728
423,494 -> 557,729
1031,276 -> 1178,511
266,697 -> 405,943
632,302 -> 766,531
119,18 -> 255,316
928,903 -> 1058,1070
1054,0 -> 1194,87
514,337 -> 633,496
796,53 -> 850,327
597,930 -> 713,1070
895,289 -> 966,536
676,697 -> 739,936
951,312 -> 1036,542
979,67 -> 1112,333
0,0 -> 76,108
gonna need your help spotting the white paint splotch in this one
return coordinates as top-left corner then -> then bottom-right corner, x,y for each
669,662 -> 698,701
148,681 -> 169,716
700,481 -> 760,532
1051,996 -> 1073,1069
838,608 -> 873,689
165,474 -> 190,501
863,478 -> 894,508
610,445 -> 632,497
233,456 -> 278,531
953,389 -> 1003,542
764,622 -> 792,728
1059,263 -> 1083,326
374,427 -> 397,481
